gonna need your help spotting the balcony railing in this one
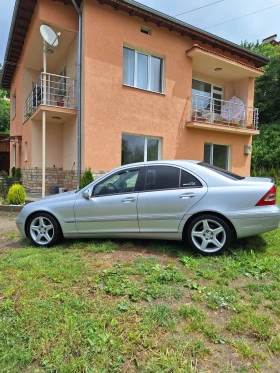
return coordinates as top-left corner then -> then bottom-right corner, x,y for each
24,73 -> 77,121
189,94 -> 259,130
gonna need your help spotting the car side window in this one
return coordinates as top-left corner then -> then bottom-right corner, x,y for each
180,170 -> 202,188
144,166 -> 180,191
94,169 -> 140,196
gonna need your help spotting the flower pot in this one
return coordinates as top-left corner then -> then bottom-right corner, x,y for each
246,125 -> 255,130
57,100 -> 64,107
214,120 -> 224,125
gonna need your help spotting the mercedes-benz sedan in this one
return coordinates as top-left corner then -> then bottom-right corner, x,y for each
16,161 -> 280,255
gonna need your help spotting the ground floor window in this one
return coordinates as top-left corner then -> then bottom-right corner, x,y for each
204,143 -> 230,170
122,134 -> 161,165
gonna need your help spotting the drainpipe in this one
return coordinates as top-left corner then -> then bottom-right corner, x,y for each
71,0 -> 82,188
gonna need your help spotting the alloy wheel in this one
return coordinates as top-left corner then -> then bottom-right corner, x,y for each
191,218 -> 226,253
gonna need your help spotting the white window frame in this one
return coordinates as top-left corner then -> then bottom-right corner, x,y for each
12,144 -> 16,167
123,46 -> 165,94
192,79 -> 223,101
122,133 -> 162,164
205,143 -> 230,171
24,142 -> 28,162
12,91 -> 16,119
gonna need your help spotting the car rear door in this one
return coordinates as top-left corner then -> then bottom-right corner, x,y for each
137,165 -> 207,233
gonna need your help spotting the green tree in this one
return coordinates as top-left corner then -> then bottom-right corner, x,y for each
0,91 -> 10,134
241,41 -> 280,124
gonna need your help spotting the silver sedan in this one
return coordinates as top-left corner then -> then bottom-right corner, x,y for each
16,160 -> 280,255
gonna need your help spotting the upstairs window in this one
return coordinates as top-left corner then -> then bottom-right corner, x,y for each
123,47 -> 163,93
12,91 -> 16,118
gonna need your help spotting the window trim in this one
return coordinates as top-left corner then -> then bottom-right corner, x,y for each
123,46 -> 165,94
24,142 -> 28,162
12,91 -> 16,119
204,143 -> 231,171
92,167 -> 142,198
121,133 -> 162,165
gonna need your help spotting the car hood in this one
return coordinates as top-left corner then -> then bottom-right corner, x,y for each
26,190 -> 79,207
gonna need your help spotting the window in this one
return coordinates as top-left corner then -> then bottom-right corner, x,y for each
12,144 -> 16,167
122,134 -> 160,165
140,26 -> 152,35
198,162 -> 244,180
12,91 -> 16,118
24,142 -> 28,162
123,47 -> 163,93
192,79 -> 223,114
204,143 -> 229,170
180,170 -> 202,188
93,169 -> 140,196
144,166 -> 180,191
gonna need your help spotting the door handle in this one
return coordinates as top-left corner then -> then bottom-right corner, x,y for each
179,193 -> 195,199
121,197 -> 136,203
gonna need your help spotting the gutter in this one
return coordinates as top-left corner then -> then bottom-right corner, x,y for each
71,0 -> 82,188
0,0 -> 21,88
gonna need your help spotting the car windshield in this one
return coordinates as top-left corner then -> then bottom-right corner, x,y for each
198,162 -> 245,180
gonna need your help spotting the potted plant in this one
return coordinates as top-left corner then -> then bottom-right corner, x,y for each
57,89 -> 66,107
246,124 -> 255,130
214,116 -> 224,125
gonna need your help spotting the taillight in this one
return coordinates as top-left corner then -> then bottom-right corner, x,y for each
256,185 -> 277,206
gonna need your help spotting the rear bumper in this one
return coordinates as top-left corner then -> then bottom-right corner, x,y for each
226,205 -> 280,239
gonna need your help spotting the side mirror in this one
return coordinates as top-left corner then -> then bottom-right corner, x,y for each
82,190 -> 90,199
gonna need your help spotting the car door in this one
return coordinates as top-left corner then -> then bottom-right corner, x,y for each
74,168 -> 141,234
137,165 -> 207,233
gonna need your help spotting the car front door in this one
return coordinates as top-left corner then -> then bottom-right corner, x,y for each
137,165 -> 207,233
74,168 -> 141,234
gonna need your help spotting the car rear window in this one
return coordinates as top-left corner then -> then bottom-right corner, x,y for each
198,162 -> 245,180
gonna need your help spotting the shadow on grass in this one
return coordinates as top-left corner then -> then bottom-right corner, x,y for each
229,235 -> 267,255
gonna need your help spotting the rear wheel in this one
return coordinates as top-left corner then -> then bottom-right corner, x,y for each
27,212 -> 61,247
186,215 -> 231,255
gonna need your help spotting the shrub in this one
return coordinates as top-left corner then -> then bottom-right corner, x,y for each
14,168 -> 21,180
0,171 -> 14,200
80,168 -> 94,189
6,184 -> 26,205
11,167 -> 16,178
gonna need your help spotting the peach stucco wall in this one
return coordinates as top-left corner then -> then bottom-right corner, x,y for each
82,0 -> 254,175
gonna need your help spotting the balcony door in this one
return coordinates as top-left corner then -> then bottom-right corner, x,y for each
192,79 -> 223,115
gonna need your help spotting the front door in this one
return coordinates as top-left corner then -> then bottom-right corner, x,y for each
74,168 -> 141,234
137,165 -> 207,233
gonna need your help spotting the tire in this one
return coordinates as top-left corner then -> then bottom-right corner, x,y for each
27,212 -> 62,247
186,214 -> 232,255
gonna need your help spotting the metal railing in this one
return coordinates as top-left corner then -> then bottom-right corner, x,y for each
24,73 -> 77,120
189,94 -> 259,130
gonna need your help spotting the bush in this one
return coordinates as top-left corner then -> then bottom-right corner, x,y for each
0,171 -> 14,200
6,184 -> 26,205
80,168 -> 94,189
11,167 -> 16,178
14,168 -> 21,180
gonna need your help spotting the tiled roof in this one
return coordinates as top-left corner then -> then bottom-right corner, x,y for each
186,44 -> 264,72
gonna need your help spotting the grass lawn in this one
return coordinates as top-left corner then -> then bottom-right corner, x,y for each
1,198 -> 280,372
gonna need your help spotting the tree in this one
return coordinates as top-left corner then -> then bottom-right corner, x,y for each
241,41 -> 280,124
0,63 -> 10,134
0,89 -> 10,134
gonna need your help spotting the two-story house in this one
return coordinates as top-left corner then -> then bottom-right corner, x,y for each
1,0 -> 269,193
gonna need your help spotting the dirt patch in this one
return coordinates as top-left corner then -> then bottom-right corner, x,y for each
0,211 -> 18,232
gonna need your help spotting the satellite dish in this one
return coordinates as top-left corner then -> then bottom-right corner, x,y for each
40,25 -> 59,47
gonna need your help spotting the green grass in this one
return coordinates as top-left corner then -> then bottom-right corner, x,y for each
0,195 -> 280,372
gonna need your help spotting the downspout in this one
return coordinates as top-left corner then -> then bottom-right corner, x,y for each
71,0 -> 82,188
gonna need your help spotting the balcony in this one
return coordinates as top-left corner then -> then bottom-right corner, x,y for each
24,73 -> 77,121
187,94 -> 259,134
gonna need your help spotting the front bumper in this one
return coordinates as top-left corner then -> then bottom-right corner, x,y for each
16,217 -> 26,238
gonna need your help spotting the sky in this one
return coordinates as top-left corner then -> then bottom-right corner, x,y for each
0,0 -> 279,63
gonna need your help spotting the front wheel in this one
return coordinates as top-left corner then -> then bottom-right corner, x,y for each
186,215 -> 232,255
27,212 -> 61,247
